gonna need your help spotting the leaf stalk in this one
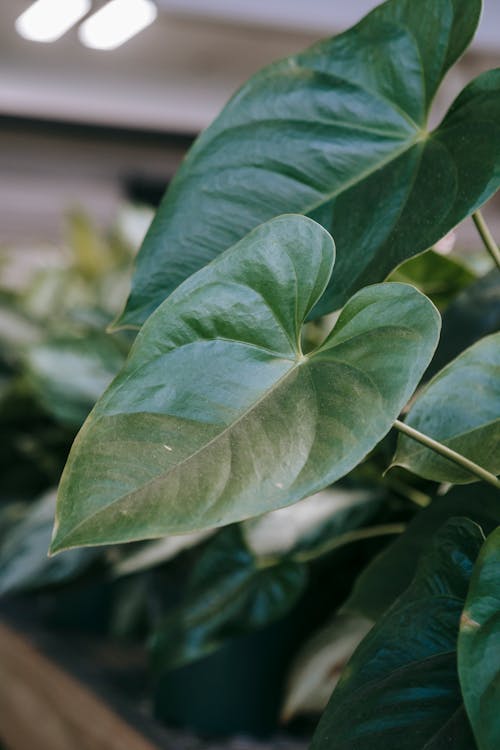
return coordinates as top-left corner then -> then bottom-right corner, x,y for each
472,210 -> 500,271
393,419 -> 500,490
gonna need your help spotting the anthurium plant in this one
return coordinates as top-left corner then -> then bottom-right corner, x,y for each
44,0 -> 500,746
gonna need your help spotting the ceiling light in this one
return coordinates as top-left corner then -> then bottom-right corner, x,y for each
15,0 -> 91,43
79,0 -> 157,50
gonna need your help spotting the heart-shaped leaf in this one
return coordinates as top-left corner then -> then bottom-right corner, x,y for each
51,216 -> 440,553
150,525 -> 307,671
345,485 -> 500,620
116,0 -> 500,328
459,527 -> 500,750
393,333 -> 500,483
311,518 -> 484,750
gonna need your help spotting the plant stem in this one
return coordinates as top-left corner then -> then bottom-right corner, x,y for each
393,419 -> 500,490
472,210 -> 500,270
292,524 -> 406,564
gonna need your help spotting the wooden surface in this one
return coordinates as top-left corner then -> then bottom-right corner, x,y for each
0,622 -> 159,750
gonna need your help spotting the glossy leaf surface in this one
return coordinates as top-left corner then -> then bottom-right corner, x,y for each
459,527 -> 500,750
394,333 -> 500,483
117,0 -> 500,327
345,485 -> 500,620
150,526 -> 307,671
51,216 -> 440,552
311,518 -> 483,750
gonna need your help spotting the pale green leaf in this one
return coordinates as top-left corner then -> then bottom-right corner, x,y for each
51,216 -> 439,552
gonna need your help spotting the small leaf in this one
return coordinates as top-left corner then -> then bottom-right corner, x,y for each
393,333 -> 500,483
116,0 -> 500,327
150,526 -> 307,671
0,491 -> 99,597
388,249 -> 476,311
345,485 -> 500,620
51,216 -> 440,552
311,518 -> 484,750
458,527 -> 500,750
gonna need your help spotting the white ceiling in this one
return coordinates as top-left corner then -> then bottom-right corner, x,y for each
1,0 -> 499,133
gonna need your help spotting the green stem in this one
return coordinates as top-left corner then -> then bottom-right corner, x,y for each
472,210 -> 500,271
292,524 -> 406,564
393,419 -> 500,490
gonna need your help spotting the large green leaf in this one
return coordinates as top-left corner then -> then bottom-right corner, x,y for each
116,0 -> 500,328
345,485 -> 500,620
459,527 -> 500,750
150,525 -> 307,671
311,518 -> 483,750
51,216 -> 440,552
393,333 -> 500,483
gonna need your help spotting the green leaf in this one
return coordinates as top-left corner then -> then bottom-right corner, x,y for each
345,485 -> 500,620
393,333 -> 500,483
388,249 -> 476,311
428,269 -> 500,378
459,527 -> 500,750
0,491 -> 99,596
150,526 -> 307,671
116,0 -> 500,328
311,518 -> 484,750
51,216 -> 440,552
24,335 -> 125,427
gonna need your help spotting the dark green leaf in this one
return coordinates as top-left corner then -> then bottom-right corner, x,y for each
150,526 -> 307,671
459,527 -> 500,750
0,491 -> 99,596
393,333 -> 500,483
116,0 -> 500,327
51,216 -> 439,552
311,518 -> 483,750
345,485 -> 500,620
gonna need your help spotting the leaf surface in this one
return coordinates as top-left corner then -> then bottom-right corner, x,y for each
311,518 -> 483,750
116,0 -> 500,327
51,216 -> 439,552
393,333 -> 500,483
458,527 -> 500,750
